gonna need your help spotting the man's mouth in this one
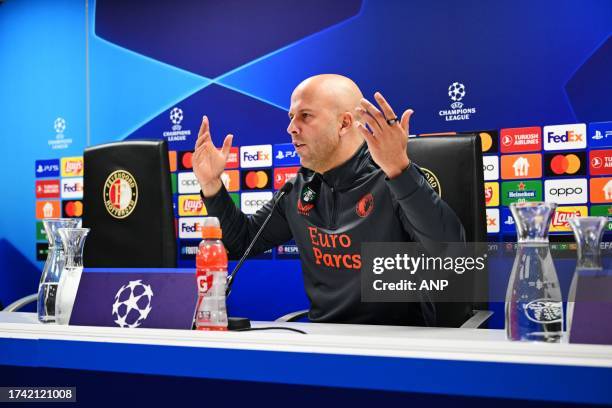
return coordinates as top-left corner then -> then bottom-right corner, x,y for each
293,142 -> 306,150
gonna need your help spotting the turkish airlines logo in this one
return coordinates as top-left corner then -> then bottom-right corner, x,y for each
225,147 -> 239,169
61,157 -> 84,177
274,167 -> 299,190
61,177 -> 83,199
178,195 -> 207,216
544,152 -> 586,177
550,206 -> 588,232
543,124 -> 587,151
482,155 -> 499,181
500,154 -> 542,179
241,169 -> 272,190
500,127 -> 541,153
241,192 -> 273,215
240,145 -> 272,168
590,178 -> 612,203
544,179 -> 587,205
36,180 -> 60,198
589,150 -> 612,176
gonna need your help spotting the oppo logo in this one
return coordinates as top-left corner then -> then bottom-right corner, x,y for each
483,164 -> 495,171
548,187 -> 583,196
244,199 -> 269,206
181,179 -> 199,186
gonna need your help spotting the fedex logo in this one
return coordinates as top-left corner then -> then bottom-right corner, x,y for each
543,124 -> 586,151
61,177 -> 83,199
178,217 -> 206,239
35,159 -> 60,178
273,143 -> 300,166
240,145 -> 272,168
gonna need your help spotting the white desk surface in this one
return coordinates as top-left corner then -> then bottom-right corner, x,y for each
1,312 -> 611,369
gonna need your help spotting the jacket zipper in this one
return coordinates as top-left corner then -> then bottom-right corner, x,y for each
330,186 -> 338,229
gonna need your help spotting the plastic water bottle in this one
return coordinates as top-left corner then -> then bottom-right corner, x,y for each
195,217 -> 228,331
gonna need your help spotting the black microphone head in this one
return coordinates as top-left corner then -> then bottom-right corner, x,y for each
280,181 -> 294,194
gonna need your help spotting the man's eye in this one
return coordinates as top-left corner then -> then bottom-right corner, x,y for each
302,113 -> 310,119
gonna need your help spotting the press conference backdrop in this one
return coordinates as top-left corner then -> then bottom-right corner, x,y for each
1,0 -> 611,322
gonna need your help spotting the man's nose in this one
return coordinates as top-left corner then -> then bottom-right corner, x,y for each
287,119 -> 298,136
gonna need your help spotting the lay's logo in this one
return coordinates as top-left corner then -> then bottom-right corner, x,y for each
550,206 -> 588,232
178,195 -> 207,216
61,157 -> 84,177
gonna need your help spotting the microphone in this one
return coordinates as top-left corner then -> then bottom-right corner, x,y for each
225,181 -> 294,330
226,181 -> 293,297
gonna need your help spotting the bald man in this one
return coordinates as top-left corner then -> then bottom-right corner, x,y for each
193,74 -> 465,326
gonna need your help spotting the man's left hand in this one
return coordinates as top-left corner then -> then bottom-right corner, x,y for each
356,92 -> 414,179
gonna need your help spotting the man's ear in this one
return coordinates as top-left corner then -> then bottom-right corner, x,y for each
339,112 -> 353,135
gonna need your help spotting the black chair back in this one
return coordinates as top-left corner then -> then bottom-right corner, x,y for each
83,140 -> 176,267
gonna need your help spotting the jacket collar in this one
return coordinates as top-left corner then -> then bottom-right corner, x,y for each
318,142 -> 377,190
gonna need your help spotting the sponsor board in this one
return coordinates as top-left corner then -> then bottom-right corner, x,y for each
482,155 -> 499,181
590,205 -> 612,231
500,207 -> 516,234
179,240 -> 201,260
550,206 -> 588,232
61,177 -> 83,199
178,172 -> 200,194
221,170 -> 240,192
168,151 -> 177,172
62,200 -> 83,218
484,182 -> 499,207
273,143 -> 300,166
36,201 -> 61,219
590,177 -> 612,203
35,159 -> 60,178
501,180 -> 543,206
543,123 -> 587,151
543,152 -> 586,177
225,147 -> 240,169
276,240 -> 300,258
61,157 -> 84,177
589,149 -> 612,176
500,126 -> 541,153
178,195 -> 207,216
170,173 -> 177,195
241,192 -> 273,215
500,153 -> 542,179
486,208 -> 500,234
178,151 -> 194,171
36,221 -> 47,241
35,180 -> 60,199
274,166 -> 300,190
544,178 -> 588,205
36,242 -> 49,261
241,169 -> 272,190
588,121 -> 612,149
240,145 -> 272,168
229,193 -> 240,208
178,217 -> 206,239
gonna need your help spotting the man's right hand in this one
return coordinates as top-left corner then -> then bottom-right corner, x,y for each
193,115 -> 234,197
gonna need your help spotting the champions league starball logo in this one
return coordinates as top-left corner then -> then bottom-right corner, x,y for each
170,107 -> 184,130
163,107 -> 191,141
54,117 -> 66,135
112,280 -> 154,328
439,81 -> 476,122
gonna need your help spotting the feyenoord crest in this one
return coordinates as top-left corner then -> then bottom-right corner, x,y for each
103,170 -> 138,219
420,167 -> 442,197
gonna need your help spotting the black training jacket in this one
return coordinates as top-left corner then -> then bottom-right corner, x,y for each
201,142 -> 466,325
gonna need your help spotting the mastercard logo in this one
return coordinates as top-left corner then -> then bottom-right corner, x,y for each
479,132 -> 493,152
181,151 -> 193,169
245,170 -> 269,189
63,200 -> 83,217
550,154 -> 581,175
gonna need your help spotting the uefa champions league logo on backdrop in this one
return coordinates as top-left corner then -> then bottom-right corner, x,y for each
163,107 -> 191,142
112,280 -> 154,328
48,117 -> 72,150
448,82 -> 466,107
170,107 -> 184,130
439,81 -> 477,122
54,117 -> 66,136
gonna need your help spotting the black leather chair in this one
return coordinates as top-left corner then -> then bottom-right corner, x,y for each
83,140 -> 177,267
277,134 -> 491,328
